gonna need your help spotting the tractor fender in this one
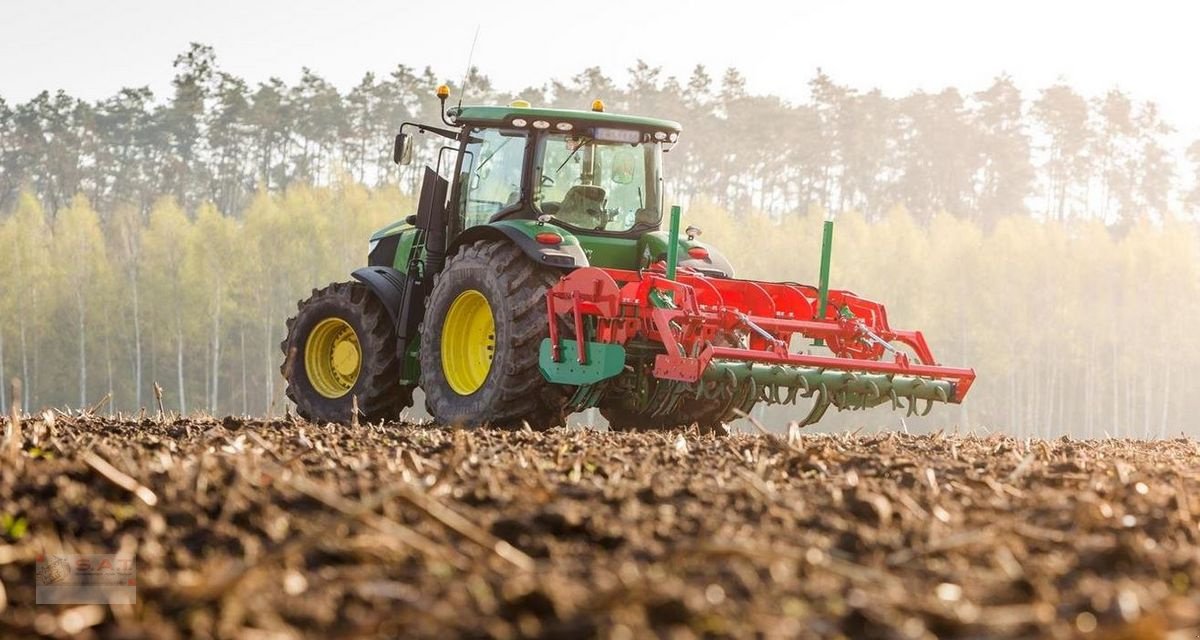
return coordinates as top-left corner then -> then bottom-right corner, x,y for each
350,266 -> 408,326
638,231 -> 735,278
447,220 -> 589,269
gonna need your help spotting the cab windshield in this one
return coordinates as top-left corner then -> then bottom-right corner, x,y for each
532,132 -> 662,232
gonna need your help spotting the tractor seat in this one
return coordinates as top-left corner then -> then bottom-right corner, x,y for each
556,185 -> 606,228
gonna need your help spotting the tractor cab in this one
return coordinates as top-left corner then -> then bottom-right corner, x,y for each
445,102 -> 674,237
387,92 -> 718,276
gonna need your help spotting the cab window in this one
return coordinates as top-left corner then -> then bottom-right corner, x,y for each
532,132 -> 662,232
458,128 -> 527,228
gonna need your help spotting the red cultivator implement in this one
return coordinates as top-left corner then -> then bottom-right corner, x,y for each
539,212 -> 975,430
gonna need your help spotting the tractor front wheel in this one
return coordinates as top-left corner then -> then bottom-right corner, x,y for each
281,282 -> 412,423
420,240 -> 567,428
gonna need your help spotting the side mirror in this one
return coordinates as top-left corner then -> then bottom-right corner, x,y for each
393,133 -> 414,165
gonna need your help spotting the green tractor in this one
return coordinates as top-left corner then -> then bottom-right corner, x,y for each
281,87 -> 975,430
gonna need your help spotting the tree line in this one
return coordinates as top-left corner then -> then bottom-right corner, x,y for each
0,183 -> 406,419
3,43 -> 1200,225
1,187 -> 1195,438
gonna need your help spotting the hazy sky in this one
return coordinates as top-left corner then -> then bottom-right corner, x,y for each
3,0 -> 1198,139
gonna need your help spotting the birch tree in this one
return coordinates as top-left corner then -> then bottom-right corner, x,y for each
0,193 -> 51,409
141,198 -> 195,413
53,195 -> 112,407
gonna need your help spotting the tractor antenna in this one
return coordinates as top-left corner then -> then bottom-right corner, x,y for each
457,25 -> 480,112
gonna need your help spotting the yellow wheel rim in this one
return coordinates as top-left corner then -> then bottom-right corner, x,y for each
304,317 -> 361,398
442,290 -> 496,395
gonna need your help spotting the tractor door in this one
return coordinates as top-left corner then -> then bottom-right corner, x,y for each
454,128 -> 529,234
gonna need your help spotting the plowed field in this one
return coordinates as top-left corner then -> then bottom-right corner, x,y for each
2,416 -> 1199,638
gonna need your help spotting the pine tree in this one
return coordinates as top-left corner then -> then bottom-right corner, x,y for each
1033,84 -> 1091,220
974,75 -> 1033,222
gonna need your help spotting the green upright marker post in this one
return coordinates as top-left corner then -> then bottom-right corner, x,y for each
814,218 -> 834,347
666,204 -> 681,281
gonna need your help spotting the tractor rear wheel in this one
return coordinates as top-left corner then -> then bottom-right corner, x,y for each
281,281 -> 412,423
420,240 -> 567,428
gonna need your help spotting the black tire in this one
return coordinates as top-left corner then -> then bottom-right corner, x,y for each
420,240 -> 567,428
281,281 -> 412,423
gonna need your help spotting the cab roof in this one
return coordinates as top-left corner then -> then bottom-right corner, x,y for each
448,105 -> 682,134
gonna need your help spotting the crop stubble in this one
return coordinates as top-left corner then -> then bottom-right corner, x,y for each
1,415 -> 1199,638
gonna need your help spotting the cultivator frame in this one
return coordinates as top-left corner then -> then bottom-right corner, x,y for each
541,236 -> 975,427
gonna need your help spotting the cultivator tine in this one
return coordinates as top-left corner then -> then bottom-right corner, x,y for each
920,398 -> 935,417
897,393 -> 934,418
798,392 -> 832,427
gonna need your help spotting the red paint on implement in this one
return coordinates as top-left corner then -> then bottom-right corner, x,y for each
544,266 -> 976,403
